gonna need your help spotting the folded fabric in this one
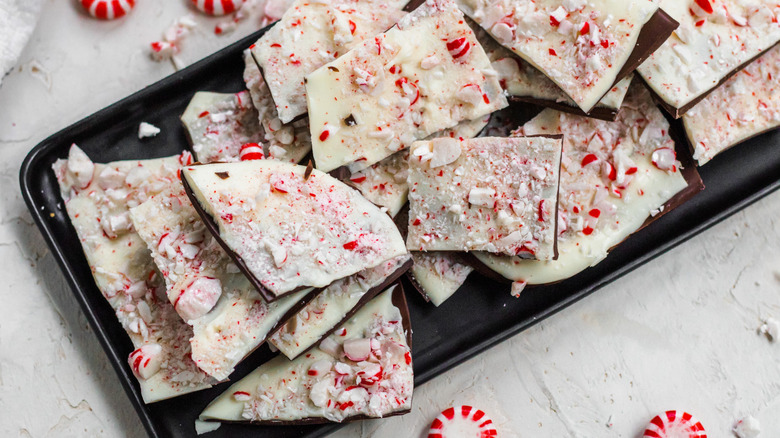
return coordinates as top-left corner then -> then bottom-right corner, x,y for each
0,0 -> 44,87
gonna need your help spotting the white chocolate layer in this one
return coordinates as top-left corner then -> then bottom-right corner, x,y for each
407,136 -> 562,260
348,116 -> 490,217
307,0 -> 507,172
181,91 -> 263,163
199,287 -> 413,423
410,252 -> 473,306
638,0 -> 780,112
130,186 -> 312,381
683,44 -> 780,166
269,254 -> 410,359
474,23 -> 632,113
53,146 -> 214,403
182,160 -> 407,297
457,0 -> 659,112
474,85 -> 689,284
251,0 -> 408,123
242,50 -> 311,164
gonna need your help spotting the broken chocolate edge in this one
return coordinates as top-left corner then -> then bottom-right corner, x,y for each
510,96 -> 618,122
180,165 -> 317,304
643,39 -> 780,119
276,258 -> 414,361
405,252 -> 473,304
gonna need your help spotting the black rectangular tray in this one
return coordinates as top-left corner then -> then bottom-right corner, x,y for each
20,27 -> 780,438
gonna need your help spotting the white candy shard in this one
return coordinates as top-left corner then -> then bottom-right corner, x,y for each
733,415 -> 761,438
138,122 -> 161,139
128,344 -> 164,380
343,338 -> 371,362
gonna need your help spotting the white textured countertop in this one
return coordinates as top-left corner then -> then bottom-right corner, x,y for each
1,2 -> 779,437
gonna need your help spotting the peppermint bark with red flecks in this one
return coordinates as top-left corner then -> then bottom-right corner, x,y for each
472,21 -> 633,117
269,254 -> 410,360
348,115 -> 490,217
683,44 -> 780,165
181,91 -> 263,163
250,0 -> 409,124
407,136 -> 562,259
242,50 -> 311,164
410,252 -> 473,306
130,186 -> 313,381
52,145 -> 214,403
638,0 -> 780,116
457,0 -> 660,112
473,85 -> 690,285
182,160 -> 407,299
199,287 -> 413,423
307,0 -> 507,173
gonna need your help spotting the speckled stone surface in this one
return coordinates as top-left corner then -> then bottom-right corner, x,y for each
1,2 -> 779,437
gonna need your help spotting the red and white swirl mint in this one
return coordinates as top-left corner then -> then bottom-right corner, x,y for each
81,0 -> 135,20
239,143 -> 265,161
191,0 -> 245,16
643,411 -> 707,438
428,405 -> 497,438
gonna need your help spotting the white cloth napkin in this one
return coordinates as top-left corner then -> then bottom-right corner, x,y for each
0,0 -> 44,86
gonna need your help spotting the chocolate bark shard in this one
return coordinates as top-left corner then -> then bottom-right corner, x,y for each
242,50 -> 311,164
408,252 -> 474,306
638,0 -> 780,118
683,44 -> 780,166
456,0 -> 672,113
129,186 -> 318,381
307,0 -> 508,173
472,84 -> 703,285
407,136 -> 562,260
346,115 -> 491,218
181,160 -> 407,302
269,255 -> 412,360
472,17 -> 633,121
199,285 -> 413,424
180,91 -> 263,163
52,146 -> 215,403
250,0 -> 409,124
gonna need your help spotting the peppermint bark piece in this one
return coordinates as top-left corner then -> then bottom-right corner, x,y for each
250,0 -> 408,124
269,254 -> 411,360
181,160 -> 407,302
409,252 -> 473,306
348,115 -> 490,217
181,91 -> 263,163
473,85 -> 700,285
638,0 -> 780,118
683,44 -> 780,166
475,23 -> 633,121
199,285 -> 413,424
307,0 -> 508,172
130,187 -> 316,381
53,146 -> 214,403
242,49 -> 311,164
407,136 -> 562,260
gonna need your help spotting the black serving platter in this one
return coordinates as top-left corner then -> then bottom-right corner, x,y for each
20,24 -> 780,438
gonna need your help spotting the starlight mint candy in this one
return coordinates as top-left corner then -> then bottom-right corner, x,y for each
428,405 -> 498,438
81,0 -> 135,20
643,411 -> 707,438
191,0 -> 245,16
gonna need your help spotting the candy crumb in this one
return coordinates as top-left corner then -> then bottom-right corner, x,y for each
138,122 -> 161,139
733,415 -> 761,438
759,317 -> 780,341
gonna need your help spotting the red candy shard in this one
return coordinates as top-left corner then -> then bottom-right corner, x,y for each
447,38 -> 472,60
643,410 -> 707,438
581,153 -> 599,167
191,0 -> 244,16
694,0 -> 713,14
428,405 -> 498,438
239,143 -> 264,161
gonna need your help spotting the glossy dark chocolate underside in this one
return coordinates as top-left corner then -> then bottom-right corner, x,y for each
644,40 -> 780,119
206,282 -> 414,426
510,96 -> 619,122
278,258 -> 414,361
181,168 -> 316,303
